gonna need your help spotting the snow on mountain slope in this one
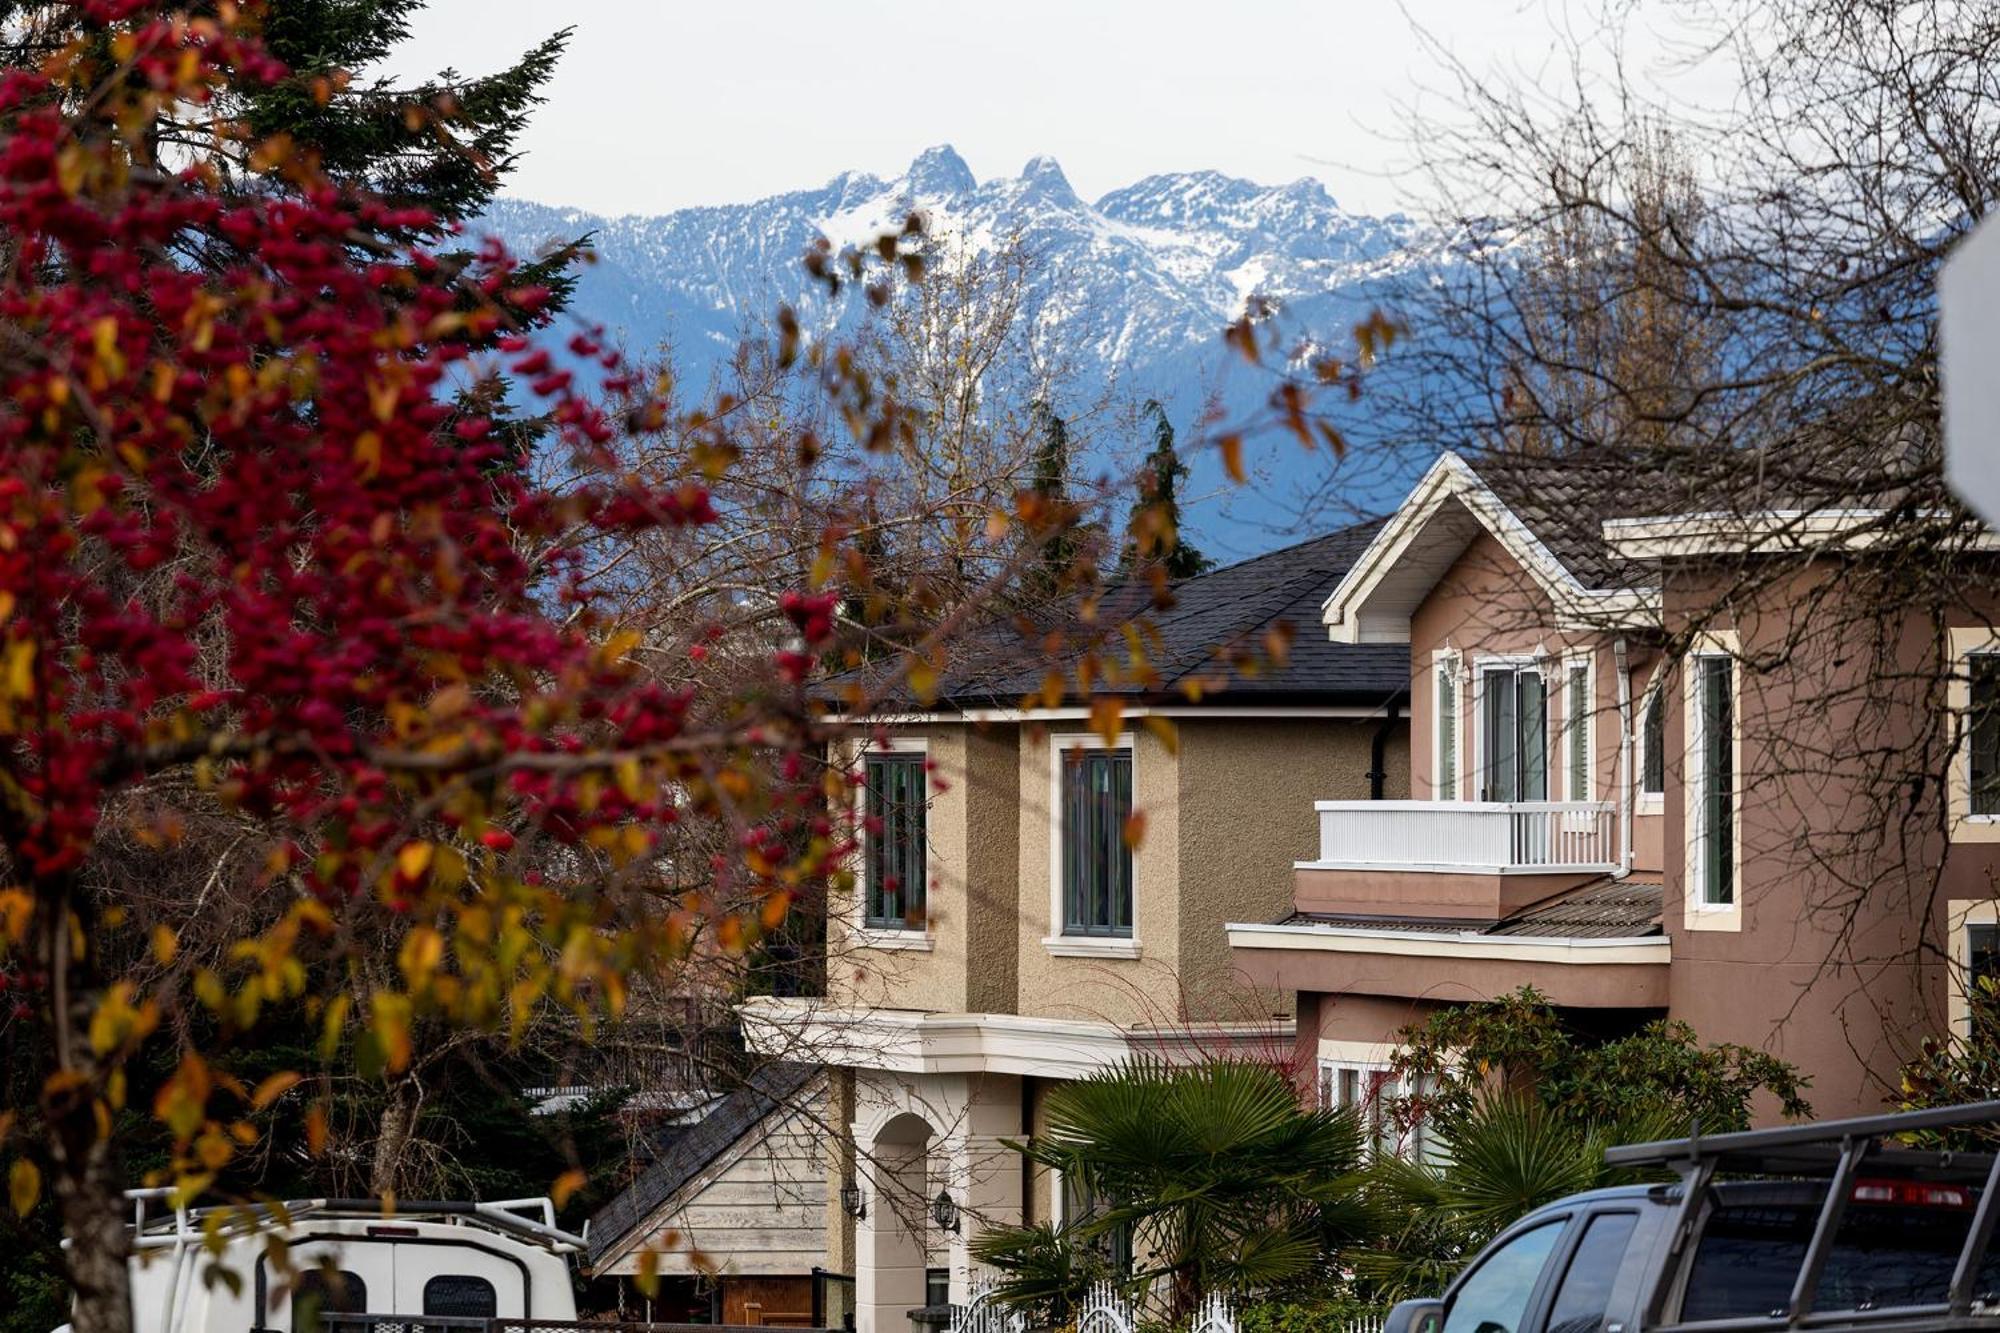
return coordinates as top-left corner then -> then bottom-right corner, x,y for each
479,145 -> 1444,546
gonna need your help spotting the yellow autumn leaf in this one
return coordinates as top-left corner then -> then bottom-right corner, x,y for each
151,924 -> 178,966
4,638 -> 35,700
9,1158 -> 39,1217
395,841 -> 433,883
248,1071 -> 301,1112
551,1168 -> 587,1209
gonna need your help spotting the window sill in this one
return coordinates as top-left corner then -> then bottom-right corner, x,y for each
1636,794 -> 1664,816
1042,935 -> 1142,960
853,928 -> 934,952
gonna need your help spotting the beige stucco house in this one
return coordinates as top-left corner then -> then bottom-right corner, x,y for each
735,521 -> 1415,1333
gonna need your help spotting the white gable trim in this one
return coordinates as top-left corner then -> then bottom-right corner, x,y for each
1321,452 -> 1658,644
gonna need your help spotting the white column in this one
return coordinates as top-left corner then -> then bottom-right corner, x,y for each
943,1131 -> 1025,1304
856,1129 -> 929,1333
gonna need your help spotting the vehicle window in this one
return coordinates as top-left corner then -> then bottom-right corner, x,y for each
1681,1200 -> 1813,1322
292,1270 -> 368,1333
422,1275 -> 498,1319
1443,1220 -> 1565,1333
1546,1213 -> 1640,1333
1684,1190 -> 2000,1322
1821,1199 -> 1983,1311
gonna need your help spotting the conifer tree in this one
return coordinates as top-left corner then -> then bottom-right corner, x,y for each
1028,398 -> 1081,591
1122,400 -> 1212,579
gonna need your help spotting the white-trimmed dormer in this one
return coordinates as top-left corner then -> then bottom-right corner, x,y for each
1322,452 -> 1659,644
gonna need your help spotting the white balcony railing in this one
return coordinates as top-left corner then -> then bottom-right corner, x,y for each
1311,800 -> 1619,872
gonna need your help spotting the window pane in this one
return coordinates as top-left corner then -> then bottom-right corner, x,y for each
864,753 -> 926,928
422,1275 -> 497,1319
1439,664 -> 1458,800
1972,656 -> 2000,816
1642,690 -> 1665,795
1442,1220 -> 1564,1333
1486,670 -> 1518,801
293,1271 -> 369,1333
1699,657 -> 1734,905
1519,672 -> 1548,801
1547,1213 -> 1639,1333
1062,749 -> 1133,936
1567,667 -> 1590,799
1971,924 -> 2000,1038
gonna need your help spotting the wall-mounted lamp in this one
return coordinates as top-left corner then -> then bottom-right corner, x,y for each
931,1188 -> 961,1234
840,1179 -> 866,1220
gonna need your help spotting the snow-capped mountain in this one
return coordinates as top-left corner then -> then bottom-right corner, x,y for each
480,145 -> 1439,543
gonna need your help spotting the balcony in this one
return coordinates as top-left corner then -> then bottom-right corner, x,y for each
1309,800 -> 1620,874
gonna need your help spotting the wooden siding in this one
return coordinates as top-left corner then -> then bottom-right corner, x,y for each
602,1083 -> 830,1277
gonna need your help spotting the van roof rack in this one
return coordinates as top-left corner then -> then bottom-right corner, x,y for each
1604,1099 -> 2000,1173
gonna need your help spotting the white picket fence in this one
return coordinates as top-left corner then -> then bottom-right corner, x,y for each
1074,1282 -> 1138,1333
948,1280 -> 1028,1333
953,1275 -> 1391,1333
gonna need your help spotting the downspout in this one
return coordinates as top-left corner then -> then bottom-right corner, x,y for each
1613,637 -> 1634,877
1369,698 -> 1403,800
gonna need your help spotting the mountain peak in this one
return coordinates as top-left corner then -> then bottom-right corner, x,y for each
905,144 -> 975,197
1019,154 -> 1077,202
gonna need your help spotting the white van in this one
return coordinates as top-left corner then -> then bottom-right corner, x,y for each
116,1190 -> 584,1333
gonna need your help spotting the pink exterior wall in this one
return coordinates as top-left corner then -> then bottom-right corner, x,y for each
1406,531 -> 1665,862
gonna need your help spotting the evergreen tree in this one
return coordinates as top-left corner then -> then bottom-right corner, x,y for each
1027,398 -> 1081,590
1122,400 -> 1212,579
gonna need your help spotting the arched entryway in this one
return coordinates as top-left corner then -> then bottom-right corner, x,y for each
856,1110 -> 936,1333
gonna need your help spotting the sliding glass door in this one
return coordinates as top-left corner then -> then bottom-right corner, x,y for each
1481,665 -> 1548,803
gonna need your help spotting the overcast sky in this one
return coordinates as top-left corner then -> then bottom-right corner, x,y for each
385,0 -> 1723,219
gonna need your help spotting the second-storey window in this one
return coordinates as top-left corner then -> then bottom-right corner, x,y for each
1971,654 -> 2000,817
1565,661 -> 1591,800
1481,664 -> 1547,802
863,750 -> 927,929
1062,747 -> 1133,937
1641,687 -> 1666,797
1691,654 -> 1736,906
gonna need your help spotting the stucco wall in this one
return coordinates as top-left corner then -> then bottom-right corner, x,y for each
1177,717 -> 1405,1017
1652,564 -> 1987,1118
832,725 -> 979,1014
962,725 -> 1022,1013
1015,725 -> 1185,1025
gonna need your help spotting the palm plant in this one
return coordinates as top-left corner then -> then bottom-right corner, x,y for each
1353,1093 -> 1678,1300
981,1059 -> 1373,1320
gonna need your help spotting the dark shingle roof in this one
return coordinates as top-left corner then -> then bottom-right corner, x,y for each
844,518 -> 1411,712
585,1063 -> 818,1268
1459,451 -> 1689,588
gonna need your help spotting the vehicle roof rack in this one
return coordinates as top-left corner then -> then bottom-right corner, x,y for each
1604,1099 -> 2000,1172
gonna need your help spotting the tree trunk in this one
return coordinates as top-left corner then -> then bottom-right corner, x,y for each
52,1125 -> 133,1333
369,1074 -> 422,1199
39,875 -> 134,1333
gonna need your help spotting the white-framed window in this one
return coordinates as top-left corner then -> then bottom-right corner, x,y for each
852,737 -> 934,950
1474,655 -> 1548,803
1562,655 -> 1593,801
1949,629 -> 2000,842
1434,649 -> 1463,801
1045,734 -> 1140,957
1949,900 -> 2000,1043
1636,667 -> 1666,813
1317,1058 -> 1434,1162
1684,633 -> 1741,929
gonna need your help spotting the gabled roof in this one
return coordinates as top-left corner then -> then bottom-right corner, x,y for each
585,1062 -> 818,1270
1320,452 -> 1670,644
842,518 -> 1412,713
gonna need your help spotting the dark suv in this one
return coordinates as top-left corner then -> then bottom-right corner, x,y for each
1385,1101 -> 2000,1333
